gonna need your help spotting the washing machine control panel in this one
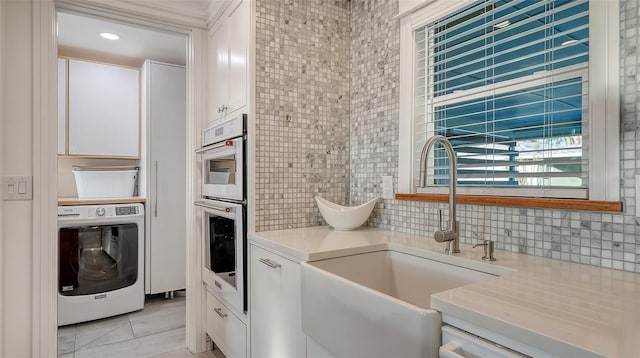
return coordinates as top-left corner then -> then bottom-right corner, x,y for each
86,206 -> 114,218
58,204 -> 143,219
58,207 -> 81,217
116,206 -> 139,216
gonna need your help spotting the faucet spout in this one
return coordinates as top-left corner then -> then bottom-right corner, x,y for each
419,135 -> 460,253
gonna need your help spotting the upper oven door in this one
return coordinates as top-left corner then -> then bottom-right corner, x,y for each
201,136 -> 244,201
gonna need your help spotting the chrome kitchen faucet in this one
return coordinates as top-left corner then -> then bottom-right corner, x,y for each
419,135 -> 460,254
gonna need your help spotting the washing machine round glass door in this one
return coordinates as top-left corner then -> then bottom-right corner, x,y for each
58,223 -> 139,296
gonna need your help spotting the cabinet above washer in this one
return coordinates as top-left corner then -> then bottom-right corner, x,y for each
59,58 -> 140,158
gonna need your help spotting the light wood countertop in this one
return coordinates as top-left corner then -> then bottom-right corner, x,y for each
58,197 -> 146,206
249,226 -> 640,358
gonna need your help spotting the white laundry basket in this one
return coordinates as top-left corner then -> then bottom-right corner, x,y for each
73,167 -> 138,198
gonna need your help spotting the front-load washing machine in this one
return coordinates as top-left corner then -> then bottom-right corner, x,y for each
57,203 -> 144,326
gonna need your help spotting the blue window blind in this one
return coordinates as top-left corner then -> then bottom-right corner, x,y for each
414,0 -> 589,192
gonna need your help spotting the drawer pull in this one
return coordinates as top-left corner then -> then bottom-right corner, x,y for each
259,258 -> 281,269
213,308 -> 227,318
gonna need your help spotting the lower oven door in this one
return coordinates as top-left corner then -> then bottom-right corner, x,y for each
197,199 -> 245,313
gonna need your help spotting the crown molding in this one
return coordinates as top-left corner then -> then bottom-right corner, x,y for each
55,0 -> 209,30
205,0 -> 231,27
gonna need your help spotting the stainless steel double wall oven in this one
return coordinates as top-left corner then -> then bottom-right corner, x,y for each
196,113 -> 247,313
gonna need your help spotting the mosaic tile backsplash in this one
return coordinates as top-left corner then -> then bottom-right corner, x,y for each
256,0 -> 640,273
254,0 -> 351,231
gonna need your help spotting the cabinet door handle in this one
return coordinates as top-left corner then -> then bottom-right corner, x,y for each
213,308 -> 227,318
154,160 -> 158,217
259,258 -> 281,269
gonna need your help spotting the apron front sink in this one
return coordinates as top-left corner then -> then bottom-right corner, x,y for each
301,250 -> 498,358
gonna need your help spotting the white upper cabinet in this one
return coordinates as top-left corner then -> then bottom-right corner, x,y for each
226,1 -> 248,114
58,58 -> 67,155
67,59 -> 140,157
208,0 -> 249,123
209,17 -> 229,122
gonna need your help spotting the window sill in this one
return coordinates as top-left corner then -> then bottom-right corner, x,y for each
395,193 -> 623,212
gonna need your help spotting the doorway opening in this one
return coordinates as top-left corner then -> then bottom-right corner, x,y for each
55,9 -> 192,357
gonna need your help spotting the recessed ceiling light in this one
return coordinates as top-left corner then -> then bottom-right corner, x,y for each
494,20 -> 510,29
99,32 -> 120,40
561,39 -> 578,46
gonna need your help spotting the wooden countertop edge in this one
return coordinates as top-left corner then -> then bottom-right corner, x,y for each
58,197 -> 146,206
395,193 -> 623,212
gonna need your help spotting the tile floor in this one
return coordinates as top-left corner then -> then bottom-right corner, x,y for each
57,294 -> 224,358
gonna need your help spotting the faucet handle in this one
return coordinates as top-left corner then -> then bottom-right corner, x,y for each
438,209 -> 455,232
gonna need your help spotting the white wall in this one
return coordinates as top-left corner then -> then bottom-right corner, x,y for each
2,0 -> 34,357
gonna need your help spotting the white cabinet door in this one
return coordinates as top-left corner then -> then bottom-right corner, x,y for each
207,0 -> 248,124
226,0 -> 248,114
249,244 -> 307,358
208,18 -> 229,122
145,61 -> 187,294
68,59 -> 140,157
58,58 -> 67,155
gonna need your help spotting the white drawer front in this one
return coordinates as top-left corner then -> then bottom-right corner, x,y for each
441,326 -> 525,358
207,290 -> 247,358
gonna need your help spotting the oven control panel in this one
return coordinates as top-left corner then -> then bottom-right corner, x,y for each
203,113 -> 245,146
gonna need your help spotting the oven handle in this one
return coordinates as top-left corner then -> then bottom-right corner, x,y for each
195,140 -> 231,154
195,200 -> 236,214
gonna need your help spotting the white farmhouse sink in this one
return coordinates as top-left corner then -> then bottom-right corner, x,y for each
301,250 -> 497,358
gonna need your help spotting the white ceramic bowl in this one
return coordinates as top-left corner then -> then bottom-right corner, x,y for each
315,196 -> 378,230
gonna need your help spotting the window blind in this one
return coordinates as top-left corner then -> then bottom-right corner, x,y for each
414,0 -> 589,195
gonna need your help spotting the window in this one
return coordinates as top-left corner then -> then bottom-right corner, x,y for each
398,0 -> 620,201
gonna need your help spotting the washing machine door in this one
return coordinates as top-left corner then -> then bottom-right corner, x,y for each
59,223 -> 139,296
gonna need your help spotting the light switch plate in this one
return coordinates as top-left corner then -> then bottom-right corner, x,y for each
382,175 -> 394,199
2,176 -> 33,201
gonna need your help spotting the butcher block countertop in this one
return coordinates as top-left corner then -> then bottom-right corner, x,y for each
249,226 -> 640,358
58,197 -> 146,206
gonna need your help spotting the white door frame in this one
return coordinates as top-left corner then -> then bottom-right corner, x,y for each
0,0 -> 4,352
32,0 -> 207,356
